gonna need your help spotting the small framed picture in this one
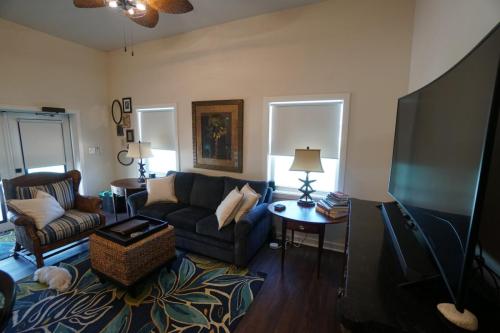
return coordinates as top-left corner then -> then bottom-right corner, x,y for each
125,129 -> 135,142
122,97 -> 132,113
116,124 -> 124,136
122,114 -> 131,128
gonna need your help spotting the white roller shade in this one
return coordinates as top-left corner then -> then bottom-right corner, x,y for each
18,121 -> 66,169
139,110 -> 177,150
270,102 -> 342,158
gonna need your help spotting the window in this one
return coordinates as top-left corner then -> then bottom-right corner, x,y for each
267,96 -> 349,195
0,180 -> 5,223
18,120 -> 70,174
27,165 -> 66,174
138,107 -> 178,177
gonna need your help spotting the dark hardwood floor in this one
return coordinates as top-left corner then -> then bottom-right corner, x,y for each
0,211 -> 344,333
238,245 -> 344,333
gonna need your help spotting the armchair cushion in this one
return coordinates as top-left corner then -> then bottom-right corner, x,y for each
16,178 -> 75,210
36,210 -> 101,245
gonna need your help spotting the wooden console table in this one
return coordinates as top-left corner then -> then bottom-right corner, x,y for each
268,200 -> 348,278
110,178 -> 146,221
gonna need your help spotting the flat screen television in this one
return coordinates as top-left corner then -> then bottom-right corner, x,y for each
388,23 -> 500,312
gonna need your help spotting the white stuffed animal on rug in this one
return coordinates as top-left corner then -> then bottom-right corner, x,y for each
33,266 -> 72,292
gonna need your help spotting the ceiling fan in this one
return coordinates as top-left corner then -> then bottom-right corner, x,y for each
73,0 -> 193,28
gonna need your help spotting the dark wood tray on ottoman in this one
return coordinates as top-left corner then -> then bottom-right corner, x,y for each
90,215 -> 175,287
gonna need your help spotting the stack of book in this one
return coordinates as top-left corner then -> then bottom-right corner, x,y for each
316,191 -> 349,219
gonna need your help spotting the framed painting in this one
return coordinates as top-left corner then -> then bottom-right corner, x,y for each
192,99 -> 243,173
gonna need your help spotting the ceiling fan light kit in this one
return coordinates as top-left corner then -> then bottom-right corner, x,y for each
73,0 -> 193,28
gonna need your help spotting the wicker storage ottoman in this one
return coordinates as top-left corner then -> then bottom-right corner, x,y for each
90,225 -> 175,286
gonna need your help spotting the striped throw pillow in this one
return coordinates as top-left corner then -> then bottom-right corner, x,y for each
16,178 -> 76,210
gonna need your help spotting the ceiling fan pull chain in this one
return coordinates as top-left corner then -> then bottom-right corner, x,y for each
131,28 -> 135,56
122,19 -> 127,53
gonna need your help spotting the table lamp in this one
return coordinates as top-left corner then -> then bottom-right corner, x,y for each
127,141 -> 153,183
290,147 -> 324,207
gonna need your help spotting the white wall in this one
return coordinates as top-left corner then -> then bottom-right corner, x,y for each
0,19 -> 114,195
108,0 -> 415,248
109,0 -> 415,200
409,0 -> 500,91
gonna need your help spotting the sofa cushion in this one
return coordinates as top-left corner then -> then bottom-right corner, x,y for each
36,210 -> 100,245
196,215 -> 235,243
190,174 -> 224,210
167,171 -> 195,204
16,178 -> 75,210
223,177 -> 269,204
145,175 -> 177,206
138,202 -> 186,221
166,206 -> 213,232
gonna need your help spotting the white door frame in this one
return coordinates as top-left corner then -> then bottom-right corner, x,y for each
0,105 -> 86,192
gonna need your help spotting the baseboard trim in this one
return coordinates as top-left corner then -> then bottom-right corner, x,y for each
276,231 -> 345,253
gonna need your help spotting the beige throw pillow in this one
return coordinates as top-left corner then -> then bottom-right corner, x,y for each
8,190 -> 65,230
216,187 -> 244,230
146,174 -> 178,206
234,183 -> 261,222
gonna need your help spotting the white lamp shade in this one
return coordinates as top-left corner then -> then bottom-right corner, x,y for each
289,148 -> 324,173
127,142 -> 154,159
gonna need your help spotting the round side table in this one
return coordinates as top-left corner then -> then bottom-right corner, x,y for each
110,178 -> 146,221
268,200 -> 348,278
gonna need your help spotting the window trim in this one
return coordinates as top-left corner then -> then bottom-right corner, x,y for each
263,94 -> 350,193
135,104 -> 180,172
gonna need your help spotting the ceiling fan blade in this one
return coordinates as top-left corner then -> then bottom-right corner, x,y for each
128,6 -> 159,28
147,0 -> 193,14
73,0 -> 105,8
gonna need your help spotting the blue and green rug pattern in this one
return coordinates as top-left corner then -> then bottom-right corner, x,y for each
5,252 -> 265,332
0,230 -> 15,261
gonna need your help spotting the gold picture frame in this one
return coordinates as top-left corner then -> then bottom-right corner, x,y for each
192,100 -> 244,173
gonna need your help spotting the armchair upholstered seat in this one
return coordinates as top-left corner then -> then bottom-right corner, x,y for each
3,170 -> 105,267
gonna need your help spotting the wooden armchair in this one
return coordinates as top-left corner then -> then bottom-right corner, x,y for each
3,170 -> 105,267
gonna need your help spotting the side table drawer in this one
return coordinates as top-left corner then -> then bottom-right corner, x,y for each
286,220 -> 321,233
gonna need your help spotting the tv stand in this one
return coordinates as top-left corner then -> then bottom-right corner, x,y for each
381,201 -> 438,283
338,199 -> 500,333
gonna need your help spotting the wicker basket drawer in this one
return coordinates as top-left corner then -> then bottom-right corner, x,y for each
90,225 -> 175,286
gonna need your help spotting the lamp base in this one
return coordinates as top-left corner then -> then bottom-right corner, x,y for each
137,160 -> 146,183
297,200 -> 315,208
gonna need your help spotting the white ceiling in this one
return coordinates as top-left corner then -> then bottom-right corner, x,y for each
0,0 -> 323,51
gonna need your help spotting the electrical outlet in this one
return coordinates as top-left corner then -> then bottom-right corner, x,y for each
88,146 -> 101,155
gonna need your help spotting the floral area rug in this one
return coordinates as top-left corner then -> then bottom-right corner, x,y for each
5,252 -> 265,333
0,230 -> 15,261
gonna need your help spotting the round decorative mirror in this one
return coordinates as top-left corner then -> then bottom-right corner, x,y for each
117,150 -> 134,166
111,99 -> 123,125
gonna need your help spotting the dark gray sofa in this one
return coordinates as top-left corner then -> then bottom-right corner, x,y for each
127,171 -> 273,267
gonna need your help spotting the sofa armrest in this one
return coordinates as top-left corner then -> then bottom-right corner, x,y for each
127,190 -> 148,216
75,194 -> 102,213
8,212 -> 36,228
235,203 -> 269,239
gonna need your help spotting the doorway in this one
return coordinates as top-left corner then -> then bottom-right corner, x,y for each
0,111 -> 76,223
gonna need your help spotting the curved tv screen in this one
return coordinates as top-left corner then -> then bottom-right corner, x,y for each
389,25 -> 500,302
